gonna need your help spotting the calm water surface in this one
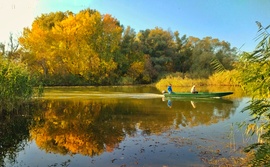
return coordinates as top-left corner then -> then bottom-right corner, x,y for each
1,86 -> 256,167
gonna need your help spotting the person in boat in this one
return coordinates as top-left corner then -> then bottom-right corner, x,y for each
191,85 -> 198,94
167,84 -> 173,94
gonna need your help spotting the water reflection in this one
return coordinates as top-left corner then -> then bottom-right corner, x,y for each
161,98 -> 235,127
28,97 -> 236,157
190,101 -> 196,108
0,107 -> 33,166
1,87 -> 248,167
167,100 -> 172,108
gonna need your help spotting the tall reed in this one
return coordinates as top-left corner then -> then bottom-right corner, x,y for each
156,70 -> 240,88
208,70 -> 240,86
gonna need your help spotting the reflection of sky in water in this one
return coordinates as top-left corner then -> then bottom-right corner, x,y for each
4,90 -> 256,166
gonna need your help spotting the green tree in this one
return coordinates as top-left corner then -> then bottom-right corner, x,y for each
189,37 -> 237,78
138,28 -> 175,79
118,26 -> 143,74
172,31 -> 191,74
116,26 -> 146,84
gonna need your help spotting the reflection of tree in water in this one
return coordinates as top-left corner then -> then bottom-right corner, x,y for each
30,98 -> 237,156
168,99 -> 236,128
30,99 -> 126,156
0,107 -> 33,166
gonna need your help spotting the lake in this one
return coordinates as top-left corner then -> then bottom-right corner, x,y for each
0,86 -> 257,167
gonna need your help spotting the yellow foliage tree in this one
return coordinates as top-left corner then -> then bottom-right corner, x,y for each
19,9 -> 122,85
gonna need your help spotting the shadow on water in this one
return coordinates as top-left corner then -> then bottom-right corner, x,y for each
1,86 -> 256,167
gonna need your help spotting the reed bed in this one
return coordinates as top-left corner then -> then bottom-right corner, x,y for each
156,70 -> 240,88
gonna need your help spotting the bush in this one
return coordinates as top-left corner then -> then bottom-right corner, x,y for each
0,60 -> 36,112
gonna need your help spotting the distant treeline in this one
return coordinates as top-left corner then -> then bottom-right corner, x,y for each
1,8 -> 238,86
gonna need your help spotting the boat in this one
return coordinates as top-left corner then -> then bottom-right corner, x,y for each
163,92 -> 233,98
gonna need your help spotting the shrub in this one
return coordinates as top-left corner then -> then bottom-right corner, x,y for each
0,60 -> 37,112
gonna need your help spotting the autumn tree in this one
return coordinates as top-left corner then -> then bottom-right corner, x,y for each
19,11 -> 67,80
19,8 -> 122,86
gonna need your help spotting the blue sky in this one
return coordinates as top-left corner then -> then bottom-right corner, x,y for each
1,0 -> 270,52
